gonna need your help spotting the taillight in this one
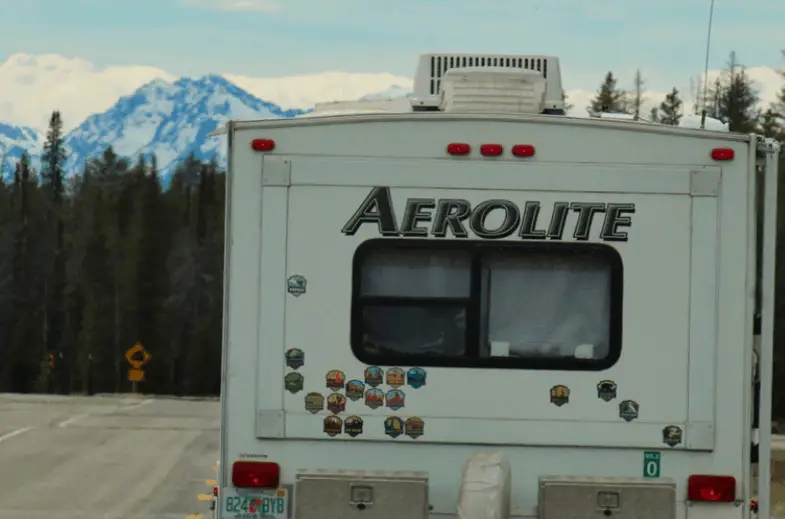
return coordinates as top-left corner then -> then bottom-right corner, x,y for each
511,144 -> 535,157
232,461 -> 280,488
251,139 -> 275,151
710,147 -> 734,161
480,144 -> 503,156
447,143 -> 471,155
213,486 -> 218,496
687,475 -> 735,502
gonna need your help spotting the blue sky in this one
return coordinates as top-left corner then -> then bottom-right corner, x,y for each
1,0 -> 783,90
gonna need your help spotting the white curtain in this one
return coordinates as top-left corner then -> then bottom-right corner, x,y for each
360,248 -> 471,297
485,252 -> 611,358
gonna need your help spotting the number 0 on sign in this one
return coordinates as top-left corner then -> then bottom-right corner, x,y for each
643,451 -> 661,478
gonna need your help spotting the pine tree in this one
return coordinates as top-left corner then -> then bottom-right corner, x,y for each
757,109 -> 783,139
41,111 -> 68,392
772,49 -> 785,126
659,88 -> 683,126
715,52 -> 760,133
2,154 -> 38,392
588,72 -> 628,114
631,70 -> 645,120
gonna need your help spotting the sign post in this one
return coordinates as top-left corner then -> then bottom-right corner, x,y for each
125,343 -> 151,393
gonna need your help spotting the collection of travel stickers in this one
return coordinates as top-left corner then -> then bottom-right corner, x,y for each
323,415 -> 364,437
309,366 -> 427,438
284,348 -> 305,393
385,416 -> 424,439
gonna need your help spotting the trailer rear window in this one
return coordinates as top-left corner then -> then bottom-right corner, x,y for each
350,239 -> 623,371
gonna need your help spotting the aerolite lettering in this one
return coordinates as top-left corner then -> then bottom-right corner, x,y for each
340,186 -> 635,242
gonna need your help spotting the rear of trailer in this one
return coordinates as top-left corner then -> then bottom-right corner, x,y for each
214,53 -> 781,519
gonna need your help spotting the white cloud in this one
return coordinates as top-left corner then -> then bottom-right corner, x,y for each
0,53 -> 781,131
182,0 -> 280,12
0,53 -> 176,131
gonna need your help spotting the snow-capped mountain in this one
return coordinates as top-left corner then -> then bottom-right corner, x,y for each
0,74 -> 413,185
0,122 -> 42,171
360,85 -> 413,100
0,74 -> 310,183
63,74 -> 307,182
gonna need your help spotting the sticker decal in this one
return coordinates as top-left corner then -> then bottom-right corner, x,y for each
285,348 -> 305,369
324,416 -> 342,437
345,380 -> 365,401
662,425 -> 683,447
384,416 -> 405,438
550,385 -> 570,406
385,389 -> 405,411
386,367 -> 405,388
407,367 -> 426,389
405,417 -> 425,439
326,370 -> 346,391
619,400 -> 639,422
304,392 -> 324,414
344,416 -> 364,437
365,388 -> 384,409
597,380 -> 617,402
287,275 -> 307,296
364,366 -> 384,387
327,393 -> 347,414
284,372 -> 304,394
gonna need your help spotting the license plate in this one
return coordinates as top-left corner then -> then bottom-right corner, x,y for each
223,488 -> 288,519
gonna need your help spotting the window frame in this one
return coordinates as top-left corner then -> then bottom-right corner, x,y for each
350,238 -> 624,371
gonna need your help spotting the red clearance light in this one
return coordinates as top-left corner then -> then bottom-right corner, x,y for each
251,139 -> 275,152
232,461 -> 280,489
687,475 -> 736,502
447,143 -> 471,156
511,144 -> 535,157
711,147 -> 734,161
480,144 -> 503,156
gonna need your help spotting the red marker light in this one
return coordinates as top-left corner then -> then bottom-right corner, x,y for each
687,475 -> 736,502
232,461 -> 280,489
251,139 -> 275,151
447,143 -> 471,155
480,144 -> 503,156
710,147 -> 734,161
511,144 -> 535,157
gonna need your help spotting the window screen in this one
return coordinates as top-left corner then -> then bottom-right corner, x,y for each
351,240 -> 623,371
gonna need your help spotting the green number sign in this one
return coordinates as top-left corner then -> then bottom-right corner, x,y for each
643,451 -> 661,478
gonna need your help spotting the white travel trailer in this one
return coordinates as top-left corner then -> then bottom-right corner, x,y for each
212,52 -> 780,519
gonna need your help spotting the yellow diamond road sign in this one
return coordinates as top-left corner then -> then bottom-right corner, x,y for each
125,344 -> 151,369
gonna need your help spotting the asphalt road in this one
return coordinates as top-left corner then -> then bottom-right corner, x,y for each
0,393 -> 219,519
4,393 -> 785,519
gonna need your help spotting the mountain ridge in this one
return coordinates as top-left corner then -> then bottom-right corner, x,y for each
0,73 -> 401,184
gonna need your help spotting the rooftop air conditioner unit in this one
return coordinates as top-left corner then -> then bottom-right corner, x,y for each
410,53 -> 565,114
439,67 -> 546,114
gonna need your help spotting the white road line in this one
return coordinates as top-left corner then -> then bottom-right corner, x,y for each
57,398 -> 152,428
125,399 -> 153,410
57,414 -> 88,428
0,427 -> 32,443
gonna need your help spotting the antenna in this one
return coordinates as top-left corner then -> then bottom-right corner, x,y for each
699,0 -> 716,129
